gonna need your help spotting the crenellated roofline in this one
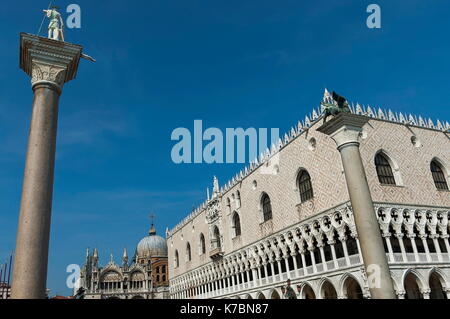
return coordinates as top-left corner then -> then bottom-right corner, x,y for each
166,94 -> 450,238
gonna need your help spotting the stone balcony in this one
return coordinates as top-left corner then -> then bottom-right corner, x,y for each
209,247 -> 224,260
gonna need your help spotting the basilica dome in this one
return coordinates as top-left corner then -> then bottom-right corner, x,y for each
136,225 -> 168,258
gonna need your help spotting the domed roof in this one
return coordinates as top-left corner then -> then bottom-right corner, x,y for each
136,224 -> 167,258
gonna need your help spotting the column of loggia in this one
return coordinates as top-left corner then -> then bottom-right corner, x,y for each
406,233 -> 420,262
328,237 -> 340,269
232,272 -> 237,292
229,272 -> 234,293
239,269 -> 245,289
442,234 -> 450,256
396,232 -> 408,262
383,233 -> 395,262
317,113 -> 396,299
420,234 -> 432,262
311,248 -> 319,273
200,276 -> 205,298
340,235 -> 351,266
234,263 -> 240,290
269,258 -> 276,280
431,233 -> 443,262
246,267 -> 251,288
211,276 -> 216,296
283,252 -> 291,278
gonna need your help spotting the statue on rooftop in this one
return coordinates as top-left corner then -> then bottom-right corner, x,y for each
321,89 -> 351,123
43,6 -> 64,41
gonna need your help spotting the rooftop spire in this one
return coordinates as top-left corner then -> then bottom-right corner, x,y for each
149,213 -> 157,235
122,248 -> 128,265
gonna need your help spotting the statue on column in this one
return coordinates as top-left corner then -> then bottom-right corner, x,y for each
321,88 -> 351,123
43,6 -> 64,41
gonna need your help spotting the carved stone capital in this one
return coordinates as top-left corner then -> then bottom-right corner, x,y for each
20,33 -> 83,91
31,62 -> 67,91
317,113 -> 369,149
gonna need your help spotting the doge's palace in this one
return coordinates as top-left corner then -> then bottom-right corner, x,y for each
167,90 -> 450,299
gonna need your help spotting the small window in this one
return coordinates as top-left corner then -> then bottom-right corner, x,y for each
213,226 -> 221,249
236,191 -> 241,208
200,233 -> 206,254
298,170 -> 314,202
174,250 -> 179,268
261,193 -> 272,222
375,153 -> 396,185
233,212 -> 241,237
162,265 -> 166,273
186,242 -> 191,261
431,160 -> 449,190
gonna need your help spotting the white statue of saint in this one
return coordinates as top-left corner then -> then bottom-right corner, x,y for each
43,6 -> 64,41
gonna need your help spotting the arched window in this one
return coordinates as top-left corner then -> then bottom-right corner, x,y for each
232,212 -> 241,237
236,191 -> 241,208
174,250 -> 179,268
375,153 -> 396,185
261,193 -> 272,222
298,170 -> 313,202
213,226 -> 221,249
431,160 -> 449,191
199,233 -> 206,255
186,242 -> 191,261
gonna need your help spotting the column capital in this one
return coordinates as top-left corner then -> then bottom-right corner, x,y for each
317,113 -> 369,149
20,33 -> 83,92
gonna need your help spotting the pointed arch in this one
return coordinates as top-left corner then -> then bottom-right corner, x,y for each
319,279 -> 338,299
430,158 -> 449,190
174,249 -> 179,268
213,225 -> 221,249
186,242 -> 192,261
402,269 -> 426,299
269,288 -> 281,299
429,268 -> 448,299
232,211 -> 241,237
260,192 -> 272,222
236,190 -> 241,208
297,169 -> 314,202
340,273 -> 364,299
299,282 -> 316,299
256,291 -> 266,299
199,233 -> 206,255
374,150 -> 402,185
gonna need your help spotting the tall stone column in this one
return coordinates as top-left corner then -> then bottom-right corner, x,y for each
318,113 -> 396,299
12,33 -> 83,299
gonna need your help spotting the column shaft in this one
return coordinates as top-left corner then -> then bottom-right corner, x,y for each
12,83 -> 60,299
338,143 -> 395,298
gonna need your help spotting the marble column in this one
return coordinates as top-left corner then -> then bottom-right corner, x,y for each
318,113 -> 396,299
12,33 -> 83,299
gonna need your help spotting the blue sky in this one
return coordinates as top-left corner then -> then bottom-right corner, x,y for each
0,0 -> 449,296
